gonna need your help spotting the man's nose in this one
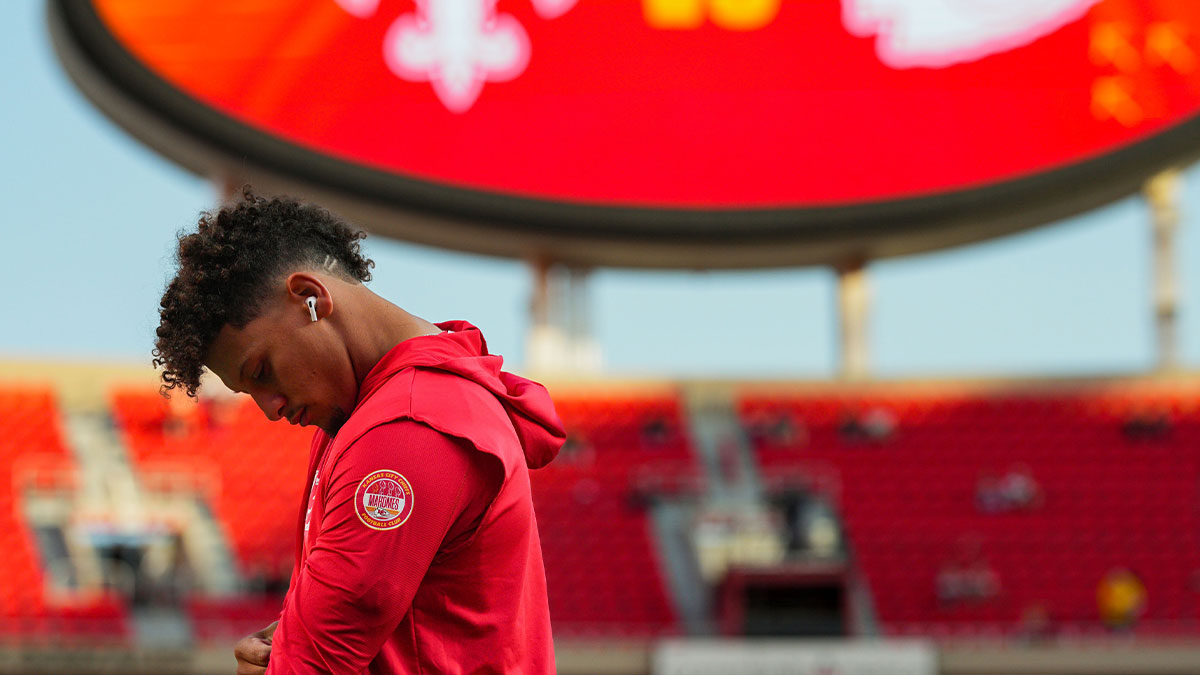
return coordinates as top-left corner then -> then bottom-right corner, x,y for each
252,391 -> 286,422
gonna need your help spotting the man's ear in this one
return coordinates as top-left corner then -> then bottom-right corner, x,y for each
285,272 -> 332,322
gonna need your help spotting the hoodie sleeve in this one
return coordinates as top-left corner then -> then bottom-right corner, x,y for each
266,419 -> 499,674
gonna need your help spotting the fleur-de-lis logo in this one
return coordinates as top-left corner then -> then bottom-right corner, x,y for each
336,0 -> 577,112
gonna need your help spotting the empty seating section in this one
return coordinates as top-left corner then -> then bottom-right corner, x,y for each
738,386 -> 1200,636
0,387 -> 129,643
14,380 -> 1200,641
550,392 -> 694,476
110,391 -> 310,577
530,390 -> 694,635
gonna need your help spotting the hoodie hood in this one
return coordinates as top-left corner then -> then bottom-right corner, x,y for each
353,321 -> 564,469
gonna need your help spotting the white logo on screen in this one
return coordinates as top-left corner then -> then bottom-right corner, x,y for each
843,0 -> 1101,68
335,0 -> 577,113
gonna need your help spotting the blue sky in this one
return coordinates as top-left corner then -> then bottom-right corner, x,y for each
2,1 -> 1198,379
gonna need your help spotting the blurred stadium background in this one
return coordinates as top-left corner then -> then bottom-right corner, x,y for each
4,0 -> 1200,673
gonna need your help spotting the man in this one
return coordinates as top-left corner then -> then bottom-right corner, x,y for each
153,190 -> 564,673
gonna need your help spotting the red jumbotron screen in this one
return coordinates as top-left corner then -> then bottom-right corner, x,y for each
86,0 -> 1200,206
49,0 -> 1200,266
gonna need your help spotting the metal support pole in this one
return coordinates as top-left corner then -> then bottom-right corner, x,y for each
567,266 -> 602,371
1144,169 -> 1181,373
526,260 -> 601,373
526,257 -> 561,373
530,256 -> 550,329
837,257 -> 870,380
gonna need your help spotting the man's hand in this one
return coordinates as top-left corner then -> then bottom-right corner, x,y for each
235,621 -> 278,675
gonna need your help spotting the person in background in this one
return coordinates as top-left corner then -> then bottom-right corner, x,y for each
1097,567 -> 1147,632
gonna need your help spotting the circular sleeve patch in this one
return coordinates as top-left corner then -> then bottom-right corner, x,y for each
354,470 -> 414,530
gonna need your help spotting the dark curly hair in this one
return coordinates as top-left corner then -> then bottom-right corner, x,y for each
154,188 -> 374,398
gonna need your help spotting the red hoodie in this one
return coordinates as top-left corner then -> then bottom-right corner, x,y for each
266,321 -> 564,674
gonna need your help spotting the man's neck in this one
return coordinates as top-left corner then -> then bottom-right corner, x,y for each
341,291 -> 441,387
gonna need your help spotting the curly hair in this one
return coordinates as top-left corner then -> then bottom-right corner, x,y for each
154,188 -> 374,398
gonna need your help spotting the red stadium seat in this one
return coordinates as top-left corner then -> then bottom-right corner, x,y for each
0,386 -> 131,644
530,390 -> 694,636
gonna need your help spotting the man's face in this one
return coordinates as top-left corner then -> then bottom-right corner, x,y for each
205,289 -> 356,436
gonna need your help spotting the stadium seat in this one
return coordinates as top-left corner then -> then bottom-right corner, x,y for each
0,386 -> 131,644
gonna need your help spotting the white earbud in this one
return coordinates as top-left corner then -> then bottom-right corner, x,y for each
306,296 -> 319,322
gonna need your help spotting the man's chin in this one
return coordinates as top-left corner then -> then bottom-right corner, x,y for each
319,406 -> 350,437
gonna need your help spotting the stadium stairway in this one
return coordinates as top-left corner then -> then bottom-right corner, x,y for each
65,412 -> 143,535
649,501 -> 713,634
64,410 -> 239,593
638,381 -> 758,634
682,385 -> 763,501
61,410 -> 238,646
650,384 -> 772,633
679,383 -> 879,636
